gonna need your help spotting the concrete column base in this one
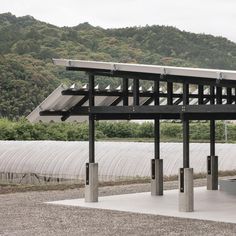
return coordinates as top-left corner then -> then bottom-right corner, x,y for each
207,156 -> 218,190
179,168 -> 194,212
85,163 -> 98,202
151,159 -> 163,196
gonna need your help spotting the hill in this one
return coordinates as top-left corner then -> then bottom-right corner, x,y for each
1,12 -> 236,119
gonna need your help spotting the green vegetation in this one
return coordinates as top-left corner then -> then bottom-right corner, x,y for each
1,13 -> 236,119
0,118 -> 235,143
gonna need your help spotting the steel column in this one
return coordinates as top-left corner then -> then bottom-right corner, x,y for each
180,83 -> 193,212
180,84 -> 192,211
227,88 -> 232,104
198,85 -> 204,105
208,85 -> 218,190
182,82 -> 189,168
183,83 -> 189,105
216,87 -> 222,104
154,80 -> 160,159
89,115 -> 95,163
167,82 -> 173,105
210,86 -> 215,156
133,78 -> 139,106
152,79 -> 163,196
123,77 -> 129,106
154,119 -> 160,159
85,74 -> 98,202
154,80 -> 160,106
89,74 -> 95,107
183,119 -> 190,168
210,86 -> 215,104
89,74 -> 95,163
210,120 -> 215,156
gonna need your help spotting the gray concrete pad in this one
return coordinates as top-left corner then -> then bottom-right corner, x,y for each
47,187 -> 236,224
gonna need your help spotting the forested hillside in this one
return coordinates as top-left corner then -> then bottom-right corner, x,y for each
1,12 -> 236,119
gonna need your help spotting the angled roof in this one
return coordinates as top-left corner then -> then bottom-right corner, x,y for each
27,59 -> 236,123
53,59 -> 236,81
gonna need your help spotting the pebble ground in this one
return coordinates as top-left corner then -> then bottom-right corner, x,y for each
0,178 -> 236,236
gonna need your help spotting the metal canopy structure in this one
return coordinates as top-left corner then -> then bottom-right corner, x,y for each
28,59 -> 236,212
28,59 -> 236,121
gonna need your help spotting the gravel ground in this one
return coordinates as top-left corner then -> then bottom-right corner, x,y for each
0,178 -> 236,236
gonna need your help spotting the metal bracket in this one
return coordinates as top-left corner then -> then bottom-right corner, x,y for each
180,168 -> 184,192
151,159 -> 155,179
86,163 -> 89,185
216,72 -> 223,84
207,156 -> 211,175
110,64 -> 118,74
160,67 -> 167,80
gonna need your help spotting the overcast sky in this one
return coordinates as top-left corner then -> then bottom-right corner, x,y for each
1,0 -> 236,42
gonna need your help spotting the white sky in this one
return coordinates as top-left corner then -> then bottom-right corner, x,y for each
1,0 -> 236,42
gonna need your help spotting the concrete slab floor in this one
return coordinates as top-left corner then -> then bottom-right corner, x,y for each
47,187 -> 236,224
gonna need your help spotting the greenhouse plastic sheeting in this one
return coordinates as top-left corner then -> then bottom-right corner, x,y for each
0,141 -> 235,181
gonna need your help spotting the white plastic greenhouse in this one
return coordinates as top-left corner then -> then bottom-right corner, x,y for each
0,141 -> 236,184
